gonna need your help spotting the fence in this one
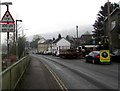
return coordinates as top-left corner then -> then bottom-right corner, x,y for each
0,55 -> 30,90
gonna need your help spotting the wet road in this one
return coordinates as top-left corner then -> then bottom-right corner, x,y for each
31,54 -> 119,90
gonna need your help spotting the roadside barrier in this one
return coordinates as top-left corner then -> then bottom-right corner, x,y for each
1,55 -> 30,90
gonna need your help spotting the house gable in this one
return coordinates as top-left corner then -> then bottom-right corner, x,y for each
104,7 -> 120,51
38,38 -> 46,44
57,38 -> 70,47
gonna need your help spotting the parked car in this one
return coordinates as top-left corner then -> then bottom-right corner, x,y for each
85,51 -> 100,64
43,51 -> 52,55
46,51 -> 52,55
111,49 -> 120,62
85,51 -> 111,64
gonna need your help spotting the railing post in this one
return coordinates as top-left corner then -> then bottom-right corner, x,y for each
10,69 -> 11,90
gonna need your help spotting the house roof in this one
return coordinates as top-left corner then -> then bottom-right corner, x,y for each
80,34 -> 93,38
66,38 -> 74,43
38,38 -> 46,44
53,37 -> 70,43
110,7 -> 120,16
44,39 -> 53,44
53,37 -> 62,43
104,7 -> 120,22
38,39 -> 53,44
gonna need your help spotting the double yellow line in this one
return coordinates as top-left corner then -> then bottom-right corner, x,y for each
43,62 -> 68,91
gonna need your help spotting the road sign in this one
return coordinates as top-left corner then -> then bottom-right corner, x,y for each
24,42 -> 29,47
0,11 -> 15,23
100,50 -> 110,62
0,23 -> 15,32
92,40 -> 96,44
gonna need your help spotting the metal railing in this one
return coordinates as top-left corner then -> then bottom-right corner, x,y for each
0,55 -> 30,90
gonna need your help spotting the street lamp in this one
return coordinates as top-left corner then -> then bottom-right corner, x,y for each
0,2 -> 12,11
16,20 -> 22,61
23,29 -> 28,37
0,2 -> 12,5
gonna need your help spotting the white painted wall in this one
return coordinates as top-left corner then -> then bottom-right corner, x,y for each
53,38 -> 70,56
118,1 -> 120,7
57,38 -> 70,48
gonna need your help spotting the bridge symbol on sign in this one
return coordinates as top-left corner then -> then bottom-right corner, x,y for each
0,10 -> 15,32
1,10 -> 15,23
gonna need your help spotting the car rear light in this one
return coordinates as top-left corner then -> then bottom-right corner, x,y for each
96,56 -> 100,58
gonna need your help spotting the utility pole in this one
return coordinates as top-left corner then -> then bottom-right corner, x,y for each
76,25 -> 79,48
107,0 -> 112,51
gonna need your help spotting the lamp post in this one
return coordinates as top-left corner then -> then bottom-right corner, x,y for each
16,20 -> 22,61
24,29 -> 28,36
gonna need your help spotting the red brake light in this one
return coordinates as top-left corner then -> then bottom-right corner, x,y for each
96,56 -> 100,58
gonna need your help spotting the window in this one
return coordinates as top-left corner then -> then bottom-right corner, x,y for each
119,34 -> 120,39
111,21 -> 116,30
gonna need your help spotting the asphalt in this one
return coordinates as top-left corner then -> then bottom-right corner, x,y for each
16,56 -> 61,90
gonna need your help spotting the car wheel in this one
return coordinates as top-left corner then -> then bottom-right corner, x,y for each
92,59 -> 96,64
85,58 -> 89,63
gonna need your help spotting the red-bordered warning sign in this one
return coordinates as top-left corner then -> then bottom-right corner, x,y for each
0,11 -> 15,23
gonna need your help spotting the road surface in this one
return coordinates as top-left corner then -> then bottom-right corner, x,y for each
20,54 -> 119,90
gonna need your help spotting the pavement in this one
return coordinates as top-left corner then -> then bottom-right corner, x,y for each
16,56 -> 61,90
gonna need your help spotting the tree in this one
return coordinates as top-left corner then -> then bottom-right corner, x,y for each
9,34 -> 27,58
84,31 -> 91,35
9,33 -> 16,55
18,36 -> 26,58
2,44 -> 7,54
93,2 -> 119,44
3,33 -> 27,60
30,34 -> 42,48
58,33 -> 62,39
53,37 -> 55,40
32,34 -> 41,42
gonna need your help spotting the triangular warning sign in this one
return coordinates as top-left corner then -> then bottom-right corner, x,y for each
1,11 -> 15,23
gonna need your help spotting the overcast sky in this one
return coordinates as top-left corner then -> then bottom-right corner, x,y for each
1,0 -> 120,40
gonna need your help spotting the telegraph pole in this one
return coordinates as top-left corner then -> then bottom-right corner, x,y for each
76,25 -> 79,48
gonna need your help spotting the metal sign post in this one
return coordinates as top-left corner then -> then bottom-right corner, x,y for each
0,2 -> 15,66
7,24 -> 10,66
